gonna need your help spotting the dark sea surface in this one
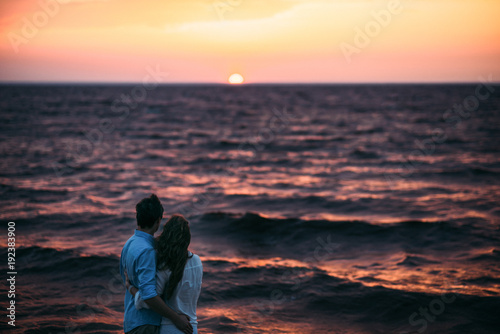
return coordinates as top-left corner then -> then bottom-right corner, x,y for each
0,84 -> 499,333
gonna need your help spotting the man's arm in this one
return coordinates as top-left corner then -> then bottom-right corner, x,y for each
125,272 -> 192,334
144,296 -> 192,334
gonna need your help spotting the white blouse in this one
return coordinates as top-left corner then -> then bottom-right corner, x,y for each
134,252 -> 203,326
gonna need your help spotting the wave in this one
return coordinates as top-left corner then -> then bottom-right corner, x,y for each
469,248 -> 500,262
349,148 -> 381,159
430,167 -> 500,177
396,255 -> 441,267
195,212 -> 475,243
0,246 -> 119,281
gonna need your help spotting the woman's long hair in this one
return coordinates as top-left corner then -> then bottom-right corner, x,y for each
156,214 -> 193,299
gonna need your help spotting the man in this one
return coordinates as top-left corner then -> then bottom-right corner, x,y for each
120,194 -> 193,334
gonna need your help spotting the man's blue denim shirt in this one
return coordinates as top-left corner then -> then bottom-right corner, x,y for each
120,229 -> 161,332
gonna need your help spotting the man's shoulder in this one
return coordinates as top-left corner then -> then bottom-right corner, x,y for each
123,234 -> 155,256
133,238 -> 155,253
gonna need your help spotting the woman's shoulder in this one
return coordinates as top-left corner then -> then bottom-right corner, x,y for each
187,252 -> 202,266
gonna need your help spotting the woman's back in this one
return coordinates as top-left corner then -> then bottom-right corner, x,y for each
157,252 -> 203,329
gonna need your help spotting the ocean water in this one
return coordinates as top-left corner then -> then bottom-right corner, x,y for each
0,84 -> 499,334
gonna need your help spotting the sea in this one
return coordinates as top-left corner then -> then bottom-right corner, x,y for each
0,83 -> 499,334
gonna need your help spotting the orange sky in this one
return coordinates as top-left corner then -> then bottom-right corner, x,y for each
0,0 -> 499,83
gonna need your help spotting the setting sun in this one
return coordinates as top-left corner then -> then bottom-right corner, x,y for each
228,73 -> 244,84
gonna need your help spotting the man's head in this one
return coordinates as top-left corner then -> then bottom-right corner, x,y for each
136,194 -> 164,233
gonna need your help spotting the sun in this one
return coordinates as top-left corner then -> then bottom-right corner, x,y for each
228,73 -> 244,84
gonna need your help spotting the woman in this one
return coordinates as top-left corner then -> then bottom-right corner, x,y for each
125,214 -> 203,334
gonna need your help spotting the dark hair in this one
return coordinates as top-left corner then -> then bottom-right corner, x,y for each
156,214 -> 193,299
135,194 -> 164,229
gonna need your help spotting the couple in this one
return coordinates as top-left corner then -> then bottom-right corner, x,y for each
120,194 -> 202,334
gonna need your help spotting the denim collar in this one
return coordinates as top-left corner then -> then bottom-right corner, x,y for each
134,229 -> 155,245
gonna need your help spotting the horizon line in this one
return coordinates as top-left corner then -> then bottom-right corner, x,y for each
1,80 -> 499,86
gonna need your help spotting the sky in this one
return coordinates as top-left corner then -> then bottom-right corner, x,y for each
0,0 -> 499,83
